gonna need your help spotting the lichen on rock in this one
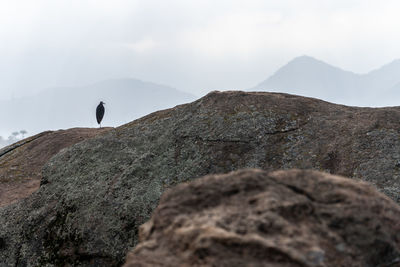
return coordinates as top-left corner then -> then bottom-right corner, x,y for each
2,91 -> 400,265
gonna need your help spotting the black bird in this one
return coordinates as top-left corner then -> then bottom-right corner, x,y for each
96,101 -> 105,128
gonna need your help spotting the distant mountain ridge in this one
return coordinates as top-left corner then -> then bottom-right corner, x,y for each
0,78 -> 196,137
252,55 -> 400,106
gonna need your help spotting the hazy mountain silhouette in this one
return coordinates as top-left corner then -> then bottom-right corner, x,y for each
0,78 -> 196,137
251,55 -> 400,106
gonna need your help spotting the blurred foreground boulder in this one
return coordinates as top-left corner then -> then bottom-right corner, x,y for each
125,169 -> 400,267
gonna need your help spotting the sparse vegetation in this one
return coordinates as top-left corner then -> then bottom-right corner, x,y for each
20,130 -> 27,138
0,130 -> 28,148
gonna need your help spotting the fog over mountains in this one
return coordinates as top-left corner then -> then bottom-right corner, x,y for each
252,55 -> 400,107
0,79 -> 196,138
3,55 -> 400,141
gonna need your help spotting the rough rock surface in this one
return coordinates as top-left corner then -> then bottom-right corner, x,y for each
0,128 -> 110,207
125,169 -> 400,267
2,91 -> 400,265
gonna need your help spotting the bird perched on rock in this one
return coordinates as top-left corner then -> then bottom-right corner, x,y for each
96,101 -> 105,128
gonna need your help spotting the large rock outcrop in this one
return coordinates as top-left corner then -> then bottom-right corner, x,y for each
0,128 -> 110,207
124,169 -> 400,267
2,91 -> 400,265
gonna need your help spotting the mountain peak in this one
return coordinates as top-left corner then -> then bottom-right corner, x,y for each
251,55 -> 359,104
291,55 -> 320,62
252,55 -> 400,106
367,58 -> 400,75
271,55 -> 347,77
285,55 -> 332,68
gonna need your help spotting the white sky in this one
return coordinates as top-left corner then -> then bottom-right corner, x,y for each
1,0 -> 400,98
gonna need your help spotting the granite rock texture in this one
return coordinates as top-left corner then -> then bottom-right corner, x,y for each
125,169 -> 400,267
1,91 -> 400,265
0,127 -> 110,207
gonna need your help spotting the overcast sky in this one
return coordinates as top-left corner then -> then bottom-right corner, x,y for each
1,0 -> 400,99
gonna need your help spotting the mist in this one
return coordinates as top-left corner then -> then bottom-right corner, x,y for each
2,0 -> 400,140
